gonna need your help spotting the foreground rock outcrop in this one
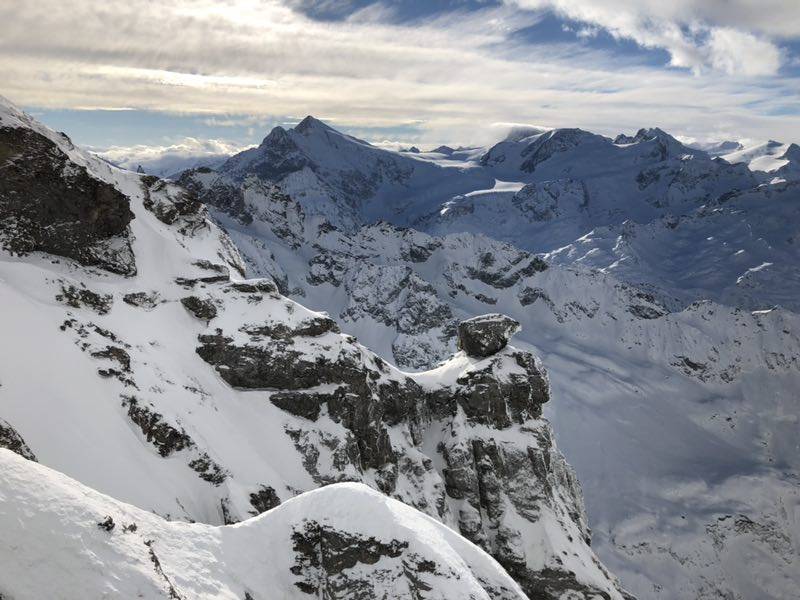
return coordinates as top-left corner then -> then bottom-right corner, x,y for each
188,285 -> 627,597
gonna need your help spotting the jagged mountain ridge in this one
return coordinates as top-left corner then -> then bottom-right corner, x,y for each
0,97 -> 632,599
181,116 -> 799,312
178,115 -> 800,600
202,114 -> 494,230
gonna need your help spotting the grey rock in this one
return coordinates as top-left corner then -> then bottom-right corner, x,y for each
457,314 -> 521,358
628,304 -> 665,319
181,296 -> 218,321
0,126 -> 135,275
187,284 -> 628,598
0,418 -> 36,461
123,291 -> 161,309
248,485 -> 281,515
56,283 -> 113,315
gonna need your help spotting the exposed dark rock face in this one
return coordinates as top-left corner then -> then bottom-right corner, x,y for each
188,454 -> 228,486
120,394 -> 227,486
141,177 -> 205,232
439,425 -> 609,599
227,279 -> 278,295
121,395 -> 194,458
190,299 -> 623,598
0,126 -> 135,274
518,129 -> 594,173
175,274 -> 231,288
249,485 -> 281,515
457,314 -> 521,357
181,296 -> 218,321
519,286 -> 554,308
401,238 -> 442,263
123,291 -> 161,309
91,345 -> 131,372
178,173 -> 252,224
56,283 -> 113,315
0,418 -> 37,461
434,350 -> 550,426
290,521 -> 460,600
467,253 -> 548,288
195,330 -> 361,391
628,304 -> 665,320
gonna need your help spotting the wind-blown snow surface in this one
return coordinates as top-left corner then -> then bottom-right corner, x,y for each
0,449 -> 527,600
179,117 -> 800,600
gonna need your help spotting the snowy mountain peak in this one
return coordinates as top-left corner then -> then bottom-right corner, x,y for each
294,114 -> 335,135
614,127 -> 697,156
258,124 -> 290,146
431,144 -> 455,155
503,124 -> 550,143
783,142 -> 800,160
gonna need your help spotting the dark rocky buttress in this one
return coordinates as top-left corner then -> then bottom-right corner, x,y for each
190,286 -> 628,599
0,127 -> 135,274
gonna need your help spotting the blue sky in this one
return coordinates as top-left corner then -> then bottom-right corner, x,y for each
2,0 -> 799,162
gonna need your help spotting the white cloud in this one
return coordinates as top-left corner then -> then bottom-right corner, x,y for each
97,137 -> 249,176
507,0 -> 794,76
706,28 -> 782,76
0,0 -> 798,144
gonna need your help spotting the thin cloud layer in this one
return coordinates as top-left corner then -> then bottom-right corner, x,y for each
0,0 -> 798,145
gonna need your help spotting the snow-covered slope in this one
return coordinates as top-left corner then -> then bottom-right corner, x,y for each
179,117 -> 800,600
0,97 -> 631,599
544,180 -> 800,310
720,140 -> 793,174
0,449 -> 529,600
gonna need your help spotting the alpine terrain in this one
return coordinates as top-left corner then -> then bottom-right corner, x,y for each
174,114 -> 800,599
1,98 -> 799,600
0,97 -> 635,599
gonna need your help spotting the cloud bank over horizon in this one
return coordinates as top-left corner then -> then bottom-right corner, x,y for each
1,0 -> 798,149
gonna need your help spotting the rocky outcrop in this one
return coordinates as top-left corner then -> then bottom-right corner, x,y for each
438,350 -> 549,425
121,395 -> 227,486
141,176 -> 207,236
181,296 -> 218,321
0,126 -> 135,274
191,294 -> 627,598
457,314 -> 521,357
287,518 -> 527,600
0,418 -> 36,461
